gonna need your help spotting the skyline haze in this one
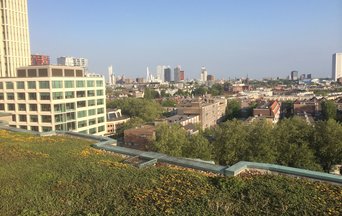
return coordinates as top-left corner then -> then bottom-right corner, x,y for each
28,0 -> 342,79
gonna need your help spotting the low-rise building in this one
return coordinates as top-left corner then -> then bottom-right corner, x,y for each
293,97 -> 322,116
124,125 -> 156,150
106,109 -> 130,136
177,96 -> 227,129
253,100 -> 281,123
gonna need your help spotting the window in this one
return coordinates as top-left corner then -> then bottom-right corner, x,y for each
53,92 -> 63,100
16,81 -> 25,89
78,120 -> 87,128
17,70 -> 26,77
87,90 -> 95,97
97,108 -> 104,114
0,82 -> 3,89
98,125 -> 105,132
42,127 -> 52,132
39,81 -> 50,89
55,114 -> 64,123
96,90 -> 103,96
87,80 -> 94,87
52,81 -> 63,88
17,93 -> 25,100
66,103 -> 75,111
20,126 -> 28,130
88,109 -> 96,116
96,80 -> 103,87
27,81 -> 36,89
7,93 -> 14,100
8,104 -> 15,111
28,69 -> 37,77
38,69 -> 48,77
98,116 -> 105,123
89,118 -> 96,126
65,69 -> 74,77
76,80 -> 85,88
0,104 -> 4,110
41,104 -> 51,112
64,80 -> 74,88
29,104 -> 37,111
97,99 -> 104,105
29,93 -> 37,100
6,82 -> 13,89
18,104 -> 26,111
88,99 -> 95,106
77,101 -> 86,108
31,126 -> 39,132
41,115 -> 52,123
65,91 -> 74,99
54,104 -> 65,113
77,91 -> 86,97
89,127 -> 97,134
0,93 -> 3,100
30,115 -> 38,122
77,110 -> 87,118
12,115 -> 16,121
79,130 -> 88,134
66,112 -> 75,121
19,115 -> 27,122
40,93 -> 50,100
52,69 -> 63,77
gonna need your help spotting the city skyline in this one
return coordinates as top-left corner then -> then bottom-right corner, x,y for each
28,0 -> 342,79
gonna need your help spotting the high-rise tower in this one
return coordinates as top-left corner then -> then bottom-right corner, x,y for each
332,53 -> 342,81
0,0 -> 31,77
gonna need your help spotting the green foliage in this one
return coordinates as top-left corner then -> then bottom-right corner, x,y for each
144,88 -> 160,99
0,130 -> 341,215
321,100 -> 337,120
313,120 -> 342,172
208,84 -> 224,96
225,99 -> 241,120
107,98 -> 163,122
192,86 -> 208,96
183,133 -> 213,160
151,124 -> 189,157
161,99 -> 177,107
274,117 -> 321,171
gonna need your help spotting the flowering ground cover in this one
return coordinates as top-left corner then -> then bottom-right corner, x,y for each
0,130 -> 341,215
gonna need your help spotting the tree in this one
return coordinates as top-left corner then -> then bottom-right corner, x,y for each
144,88 -> 160,99
183,133 -> 212,160
212,120 -> 249,165
192,86 -> 208,96
225,99 -> 241,120
321,100 -> 337,120
151,124 -> 189,157
209,84 -> 224,96
245,120 -> 277,163
313,120 -> 342,172
274,117 -> 321,171
107,98 -> 163,122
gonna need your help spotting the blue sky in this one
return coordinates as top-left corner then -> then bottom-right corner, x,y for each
28,0 -> 342,79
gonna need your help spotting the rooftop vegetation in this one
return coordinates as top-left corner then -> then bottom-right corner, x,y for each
0,130 -> 341,215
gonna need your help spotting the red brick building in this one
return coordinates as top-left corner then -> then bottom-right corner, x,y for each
179,71 -> 185,81
31,54 -> 50,65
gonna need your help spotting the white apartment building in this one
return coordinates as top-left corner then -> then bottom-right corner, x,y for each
57,57 -> 89,72
0,0 -> 31,77
0,65 -> 107,135
332,53 -> 342,81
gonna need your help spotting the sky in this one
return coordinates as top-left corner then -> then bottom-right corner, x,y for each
28,0 -> 342,80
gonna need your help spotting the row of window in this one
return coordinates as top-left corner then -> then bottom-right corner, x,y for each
79,125 -> 105,134
12,124 -> 105,134
12,114 -> 52,123
12,125 -> 52,133
0,91 -> 104,101
0,80 -> 104,90
0,102 -> 104,113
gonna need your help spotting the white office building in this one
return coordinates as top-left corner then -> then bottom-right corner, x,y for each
332,53 -> 342,81
0,65 -> 106,135
57,57 -> 89,72
200,66 -> 208,82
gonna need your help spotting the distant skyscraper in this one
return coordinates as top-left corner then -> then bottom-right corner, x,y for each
57,57 -> 89,72
291,71 -> 298,81
332,53 -> 342,81
200,67 -> 208,82
174,65 -> 181,82
156,65 -> 165,82
307,74 -> 312,79
31,55 -> 50,65
164,66 -> 171,82
207,75 -> 215,81
0,0 -> 31,77
108,65 -> 115,85
300,74 -> 306,80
